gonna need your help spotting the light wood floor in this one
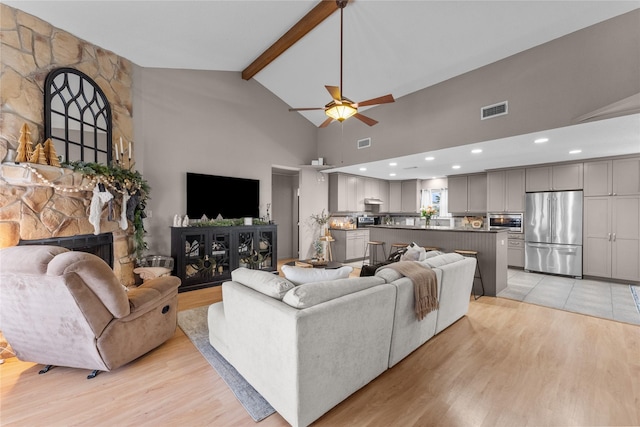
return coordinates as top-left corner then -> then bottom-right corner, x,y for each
1,262 -> 639,426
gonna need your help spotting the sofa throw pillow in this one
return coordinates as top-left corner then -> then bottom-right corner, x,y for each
231,267 -> 295,300
281,265 -> 353,286
423,253 -> 465,268
400,243 -> 427,262
282,276 -> 385,309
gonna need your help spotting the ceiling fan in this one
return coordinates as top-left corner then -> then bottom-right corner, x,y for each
289,0 -> 395,127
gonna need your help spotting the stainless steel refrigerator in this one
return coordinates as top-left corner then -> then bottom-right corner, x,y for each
525,191 -> 583,278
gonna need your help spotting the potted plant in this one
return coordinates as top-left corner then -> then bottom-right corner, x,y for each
421,206 -> 438,226
310,209 -> 331,237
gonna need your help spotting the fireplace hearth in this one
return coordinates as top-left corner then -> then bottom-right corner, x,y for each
18,233 -> 114,268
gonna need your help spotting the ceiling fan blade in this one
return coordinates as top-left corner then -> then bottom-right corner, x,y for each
289,107 -> 325,112
319,117 -> 334,128
325,85 -> 342,102
354,113 -> 378,126
355,94 -> 395,108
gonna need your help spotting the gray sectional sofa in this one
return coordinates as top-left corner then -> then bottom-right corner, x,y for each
207,252 -> 476,427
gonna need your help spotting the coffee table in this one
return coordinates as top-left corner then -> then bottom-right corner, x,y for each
284,260 -> 343,269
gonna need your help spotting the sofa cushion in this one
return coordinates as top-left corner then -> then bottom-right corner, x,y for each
280,265 -> 353,286
424,250 -> 444,259
282,276 -> 385,308
231,267 -> 295,300
375,266 -> 403,283
400,243 -> 426,261
422,253 -> 465,268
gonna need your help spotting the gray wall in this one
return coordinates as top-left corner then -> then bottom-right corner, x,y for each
317,9 -> 640,168
134,68 -> 317,255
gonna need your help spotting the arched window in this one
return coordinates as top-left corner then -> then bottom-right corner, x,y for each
44,68 -> 112,165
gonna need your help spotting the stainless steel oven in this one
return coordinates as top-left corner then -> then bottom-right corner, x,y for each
488,213 -> 523,233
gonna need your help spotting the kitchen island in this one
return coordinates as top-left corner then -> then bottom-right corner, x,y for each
369,225 -> 508,297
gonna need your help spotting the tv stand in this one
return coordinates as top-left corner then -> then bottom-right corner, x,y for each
170,224 -> 277,292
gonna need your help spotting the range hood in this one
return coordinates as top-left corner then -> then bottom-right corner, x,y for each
364,198 -> 384,205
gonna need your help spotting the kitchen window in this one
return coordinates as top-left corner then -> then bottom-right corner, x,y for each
421,188 -> 449,217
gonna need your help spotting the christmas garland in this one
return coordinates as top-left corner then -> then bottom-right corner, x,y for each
63,161 -> 150,259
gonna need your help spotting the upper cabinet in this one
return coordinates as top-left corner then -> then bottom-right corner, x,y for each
525,163 -> 583,192
448,173 -> 487,214
585,157 -> 640,196
487,169 -> 525,212
329,173 -> 390,213
401,179 -> 421,213
389,181 -> 402,212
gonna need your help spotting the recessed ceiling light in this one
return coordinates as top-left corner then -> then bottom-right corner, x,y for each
389,173 -> 396,177
425,156 -> 435,161
452,165 -> 461,169
389,162 -> 397,166
471,149 -> 483,154
534,138 -> 549,144
359,167 -> 367,171
569,149 -> 582,154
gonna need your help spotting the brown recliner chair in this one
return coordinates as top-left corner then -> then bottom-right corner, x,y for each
0,245 -> 181,378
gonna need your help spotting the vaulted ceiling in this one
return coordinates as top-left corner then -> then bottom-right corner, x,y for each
7,1 -> 639,177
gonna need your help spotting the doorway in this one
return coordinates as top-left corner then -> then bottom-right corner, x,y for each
271,167 -> 299,259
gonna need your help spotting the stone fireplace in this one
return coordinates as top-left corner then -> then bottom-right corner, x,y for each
0,4 -> 138,285
0,162 -> 136,285
18,233 -> 114,267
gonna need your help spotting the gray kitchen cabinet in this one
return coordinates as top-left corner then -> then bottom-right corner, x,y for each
584,157 -> 640,197
613,157 -> 640,195
507,237 -> 525,268
330,173 -> 392,213
448,174 -> 487,213
401,179 -> 421,213
389,181 -> 402,212
525,163 -> 583,192
332,229 -> 369,262
584,160 -> 612,197
487,169 -> 525,212
583,195 -> 640,281
378,180 -> 390,212
447,175 -> 468,213
329,174 -> 348,212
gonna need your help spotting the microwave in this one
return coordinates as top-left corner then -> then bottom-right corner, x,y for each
488,213 -> 523,233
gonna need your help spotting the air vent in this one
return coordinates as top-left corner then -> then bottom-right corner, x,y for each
481,101 -> 508,120
357,137 -> 371,149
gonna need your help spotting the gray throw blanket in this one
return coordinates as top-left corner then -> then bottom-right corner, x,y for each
382,261 -> 438,320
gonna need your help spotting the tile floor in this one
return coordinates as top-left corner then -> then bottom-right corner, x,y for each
499,269 -> 640,326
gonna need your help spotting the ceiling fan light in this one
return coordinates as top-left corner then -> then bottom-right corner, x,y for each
325,103 -> 357,122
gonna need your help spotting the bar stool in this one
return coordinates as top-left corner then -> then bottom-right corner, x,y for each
454,249 -> 484,300
319,236 -> 335,261
363,241 -> 387,267
390,242 -> 409,252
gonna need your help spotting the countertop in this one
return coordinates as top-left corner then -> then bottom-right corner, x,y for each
369,225 -> 508,233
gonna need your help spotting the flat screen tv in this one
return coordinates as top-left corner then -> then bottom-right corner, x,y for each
186,172 -> 259,219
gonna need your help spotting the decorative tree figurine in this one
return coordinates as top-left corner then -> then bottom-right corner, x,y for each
30,143 -> 48,165
43,138 -> 61,167
15,123 -> 34,162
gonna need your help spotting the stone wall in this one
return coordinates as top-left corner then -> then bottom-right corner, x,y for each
0,3 -> 134,160
0,4 -> 137,284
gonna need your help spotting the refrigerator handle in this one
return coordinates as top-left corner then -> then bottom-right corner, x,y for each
549,196 -> 554,239
608,233 -> 611,241
613,233 -> 616,242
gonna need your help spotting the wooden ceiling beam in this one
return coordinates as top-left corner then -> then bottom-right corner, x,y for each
242,0 -> 340,81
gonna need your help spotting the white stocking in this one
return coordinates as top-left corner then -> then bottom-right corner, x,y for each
89,186 -> 113,235
120,192 -> 131,230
